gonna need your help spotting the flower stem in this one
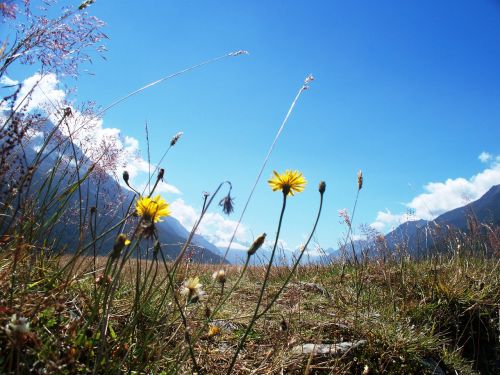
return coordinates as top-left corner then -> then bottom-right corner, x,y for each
226,193 -> 288,374
257,191 -> 323,319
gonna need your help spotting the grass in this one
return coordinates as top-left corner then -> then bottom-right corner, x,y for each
1,3 -> 499,373
0,250 -> 499,374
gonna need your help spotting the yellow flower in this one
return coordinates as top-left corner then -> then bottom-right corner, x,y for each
207,325 -> 221,338
136,195 -> 171,223
268,170 -> 307,196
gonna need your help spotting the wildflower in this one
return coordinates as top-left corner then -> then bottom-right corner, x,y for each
358,170 -> 363,190
248,233 -> 266,256
170,131 -> 183,146
338,209 -> 351,227
212,269 -> 226,285
136,195 -> 171,223
180,277 -> 207,303
219,193 -> 235,215
4,314 -> 30,336
207,325 -> 221,338
268,170 -> 307,196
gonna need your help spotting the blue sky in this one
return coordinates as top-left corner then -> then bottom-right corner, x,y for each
3,0 -> 500,253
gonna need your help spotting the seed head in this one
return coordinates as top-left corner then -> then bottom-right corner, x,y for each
212,269 -> 226,285
219,193 -> 235,215
318,181 -> 326,194
230,50 -> 249,56
79,0 -> 95,10
122,170 -> 129,184
248,233 -> 266,256
170,131 -> 183,146
157,168 -> 165,181
357,170 -> 363,190
180,277 -> 207,303
4,314 -> 30,336
63,107 -> 73,117
304,74 -> 315,84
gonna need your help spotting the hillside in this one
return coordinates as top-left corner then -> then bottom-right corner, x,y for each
385,184 -> 500,255
2,113 -> 227,264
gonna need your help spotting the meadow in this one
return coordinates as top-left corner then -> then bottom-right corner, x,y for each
1,2 -> 499,374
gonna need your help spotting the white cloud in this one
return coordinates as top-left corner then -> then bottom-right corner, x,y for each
479,152 -> 492,163
0,75 -> 19,86
407,161 -> 500,220
170,198 -> 249,249
14,73 -> 65,113
371,156 -> 500,232
12,72 -> 181,196
371,209 -> 407,232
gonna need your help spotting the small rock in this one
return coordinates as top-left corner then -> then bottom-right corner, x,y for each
292,340 -> 366,356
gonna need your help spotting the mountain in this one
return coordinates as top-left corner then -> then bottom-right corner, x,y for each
1,114 -> 227,264
327,185 -> 500,260
384,185 -> 500,255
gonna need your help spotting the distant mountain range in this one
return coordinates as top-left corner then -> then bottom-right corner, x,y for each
327,184 -> 500,260
3,114 -> 227,264
384,184 -> 500,255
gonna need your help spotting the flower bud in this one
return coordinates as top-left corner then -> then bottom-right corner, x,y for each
248,233 -> 266,256
318,181 -> 326,194
157,168 -> 165,181
123,170 -> 129,184
111,234 -> 128,259
212,269 -> 226,284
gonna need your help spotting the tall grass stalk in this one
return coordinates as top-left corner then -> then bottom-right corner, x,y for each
221,75 -> 314,263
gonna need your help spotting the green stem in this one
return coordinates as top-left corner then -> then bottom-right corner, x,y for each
258,192 -> 323,319
226,193 -> 288,374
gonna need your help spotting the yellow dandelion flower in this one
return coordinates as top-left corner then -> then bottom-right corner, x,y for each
268,170 -> 307,196
136,195 -> 171,223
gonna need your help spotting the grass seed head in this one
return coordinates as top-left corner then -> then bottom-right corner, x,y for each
170,131 -> 183,146
358,169 -> 363,190
248,233 -> 266,256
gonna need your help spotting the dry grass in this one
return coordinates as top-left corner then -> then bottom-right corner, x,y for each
1,250 -> 498,374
